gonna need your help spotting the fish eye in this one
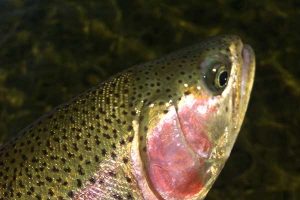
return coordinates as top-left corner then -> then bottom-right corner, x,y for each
214,65 -> 228,89
203,63 -> 230,94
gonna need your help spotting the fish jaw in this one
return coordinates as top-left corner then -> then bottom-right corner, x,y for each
235,44 -> 255,127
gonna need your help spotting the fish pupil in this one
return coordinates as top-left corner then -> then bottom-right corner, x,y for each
218,70 -> 228,87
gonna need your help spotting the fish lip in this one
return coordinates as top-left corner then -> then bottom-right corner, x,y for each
241,44 -> 255,96
233,43 -> 255,127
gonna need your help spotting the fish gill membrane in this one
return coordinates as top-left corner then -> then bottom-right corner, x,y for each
0,35 -> 255,200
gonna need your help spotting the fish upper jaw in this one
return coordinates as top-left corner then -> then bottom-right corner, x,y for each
232,43 -> 255,131
240,44 -> 255,109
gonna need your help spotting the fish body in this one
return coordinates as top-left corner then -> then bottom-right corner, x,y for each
0,35 -> 255,200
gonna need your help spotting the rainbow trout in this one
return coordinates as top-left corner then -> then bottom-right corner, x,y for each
0,35 -> 255,200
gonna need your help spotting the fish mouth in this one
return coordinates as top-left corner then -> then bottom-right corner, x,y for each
241,44 -> 255,97
234,43 -> 255,128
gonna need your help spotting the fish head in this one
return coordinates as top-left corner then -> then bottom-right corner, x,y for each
132,35 -> 255,200
172,35 -> 255,198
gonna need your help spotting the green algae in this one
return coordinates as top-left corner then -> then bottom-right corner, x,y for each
0,0 -> 299,199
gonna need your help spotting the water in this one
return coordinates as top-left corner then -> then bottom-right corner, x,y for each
0,1 -> 299,199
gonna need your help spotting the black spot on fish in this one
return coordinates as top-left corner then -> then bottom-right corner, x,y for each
36,181 -> 44,186
184,90 -> 191,95
58,196 -> 65,200
127,136 -> 133,142
103,133 -> 111,139
120,139 -> 125,145
16,192 -> 22,198
108,171 -> 116,177
122,157 -> 129,164
94,155 -> 100,162
48,189 -> 54,196
127,193 -> 133,199
111,152 -> 117,160
89,177 -> 96,184
85,160 -> 91,165
77,165 -> 85,175
52,166 -> 59,173
63,167 -> 71,173
36,194 -> 42,200
125,176 -> 132,183
45,176 -> 53,183
127,125 -> 133,131
101,149 -> 107,156
99,179 -> 104,184
67,190 -> 74,198
112,194 -> 123,200
76,179 -> 82,188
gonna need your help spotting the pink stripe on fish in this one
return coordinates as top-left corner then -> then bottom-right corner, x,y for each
146,94 -> 217,199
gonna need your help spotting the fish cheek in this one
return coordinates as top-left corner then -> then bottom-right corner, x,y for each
140,105 -> 205,200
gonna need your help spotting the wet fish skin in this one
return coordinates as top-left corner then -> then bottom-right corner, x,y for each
0,35 -> 255,200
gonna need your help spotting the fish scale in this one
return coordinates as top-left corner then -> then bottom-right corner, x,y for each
0,35 -> 255,200
0,72 -> 140,199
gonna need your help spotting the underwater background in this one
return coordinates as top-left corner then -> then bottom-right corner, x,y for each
0,0 -> 299,199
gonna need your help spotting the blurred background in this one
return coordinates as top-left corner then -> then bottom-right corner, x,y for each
0,0 -> 299,199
